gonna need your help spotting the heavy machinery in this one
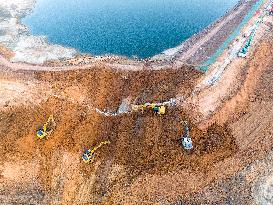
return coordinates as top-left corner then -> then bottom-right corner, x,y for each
82,140 -> 111,163
132,102 -> 166,115
36,115 -> 55,139
181,121 -> 193,150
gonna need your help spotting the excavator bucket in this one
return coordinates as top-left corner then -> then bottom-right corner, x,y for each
132,105 -> 140,111
132,104 -> 147,112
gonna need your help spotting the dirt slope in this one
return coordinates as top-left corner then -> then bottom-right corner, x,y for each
0,37 -> 273,204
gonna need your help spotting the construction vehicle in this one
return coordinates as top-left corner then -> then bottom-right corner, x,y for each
82,140 -> 110,163
151,104 -> 166,115
36,115 -> 55,139
181,121 -> 193,150
132,102 -> 166,115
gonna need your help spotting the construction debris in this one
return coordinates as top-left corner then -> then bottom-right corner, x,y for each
238,16 -> 262,58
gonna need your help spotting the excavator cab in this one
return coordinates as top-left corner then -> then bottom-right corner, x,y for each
37,128 -> 47,139
152,105 -> 166,115
37,115 -> 55,139
159,106 -> 166,114
82,140 -> 110,163
82,149 -> 95,163
181,121 -> 193,150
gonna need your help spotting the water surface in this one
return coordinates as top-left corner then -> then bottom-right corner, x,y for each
23,0 -> 238,58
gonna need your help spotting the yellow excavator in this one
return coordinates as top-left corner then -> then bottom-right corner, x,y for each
132,103 -> 166,115
82,140 -> 111,163
36,115 -> 55,139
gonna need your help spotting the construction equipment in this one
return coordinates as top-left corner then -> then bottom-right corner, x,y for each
82,140 -> 110,163
132,102 -> 166,115
151,104 -> 166,115
181,121 -> 193,150
36,115 -> 55,139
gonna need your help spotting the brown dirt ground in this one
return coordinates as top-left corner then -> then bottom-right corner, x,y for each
0,36 -> 273,205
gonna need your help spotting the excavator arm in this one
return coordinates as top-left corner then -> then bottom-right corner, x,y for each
90,141 -> 111,155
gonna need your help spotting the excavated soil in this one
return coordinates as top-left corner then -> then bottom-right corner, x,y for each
0,65 -> 239,204
1,35 -> 273,204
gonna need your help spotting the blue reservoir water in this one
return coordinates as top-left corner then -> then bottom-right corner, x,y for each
23,0 -> 238,59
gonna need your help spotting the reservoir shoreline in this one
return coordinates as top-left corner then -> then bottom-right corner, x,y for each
0,0 -> 256,67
